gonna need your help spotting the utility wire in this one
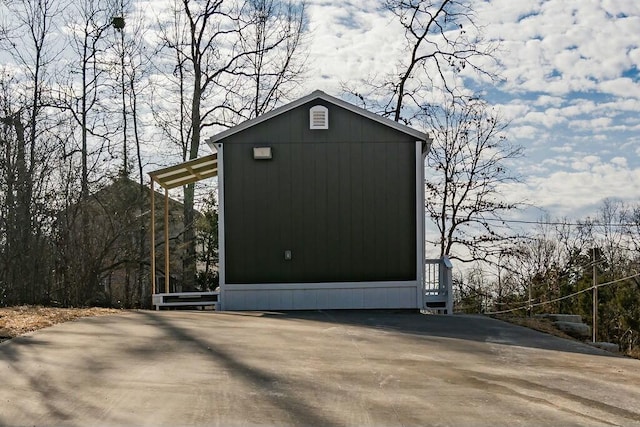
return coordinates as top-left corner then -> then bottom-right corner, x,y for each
485,272 -> 640,315
434,215 -> 639,228
509,258 -> 607,285
477,217 -> 639,227
426,205 -> 639,227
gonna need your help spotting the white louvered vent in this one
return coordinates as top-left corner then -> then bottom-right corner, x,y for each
309,105 -> 328,129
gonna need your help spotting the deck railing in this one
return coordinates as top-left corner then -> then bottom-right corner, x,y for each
424,256 -> 453,314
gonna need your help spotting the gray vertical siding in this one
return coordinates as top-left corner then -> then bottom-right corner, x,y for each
223,100 -> 417,284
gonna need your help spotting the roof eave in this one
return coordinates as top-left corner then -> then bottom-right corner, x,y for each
149,153 -> 218,190
205,90 -> 431,149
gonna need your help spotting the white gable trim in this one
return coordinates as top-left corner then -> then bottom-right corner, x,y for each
205,90 -> 431,149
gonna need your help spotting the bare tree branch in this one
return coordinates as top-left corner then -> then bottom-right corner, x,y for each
424,96 -> 523,263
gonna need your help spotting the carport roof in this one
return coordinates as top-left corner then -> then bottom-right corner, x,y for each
149,153 -> 217,190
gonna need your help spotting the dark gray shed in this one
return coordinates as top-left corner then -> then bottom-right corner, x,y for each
207,90 -> 431,310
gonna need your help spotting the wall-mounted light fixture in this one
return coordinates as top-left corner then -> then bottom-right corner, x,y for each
253,146 -> 272,160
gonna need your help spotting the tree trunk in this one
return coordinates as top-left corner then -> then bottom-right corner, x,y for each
183,66 -> 202,290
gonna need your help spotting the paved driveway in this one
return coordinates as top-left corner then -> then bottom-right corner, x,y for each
1,310 -> 639,426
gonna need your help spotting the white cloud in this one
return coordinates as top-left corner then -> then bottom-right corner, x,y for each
598,78 -> 640,99
508,125 -> 539,139
496,102 -> 530,122
476,0 -> 542,27
519,110 -> 567,128
569,117 -> 613,131
541,157 -> 572,169
534,95 -> 564,107
301,0 -> 640,222
562,100 -> 599,117
609,156 -> 627,168
571,155 -> 599,171
305,1 -> 403,93
507,164 -> 640,219
475,0 -> 640,98
602,0 -> 640,16
629,47 -> 640,67
550,145 -> 573,153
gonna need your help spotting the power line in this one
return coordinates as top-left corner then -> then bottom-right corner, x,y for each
485,271 -> 640,315
427,205 -> 639,227
476,217 -> 639,228
437,215 -> 638,228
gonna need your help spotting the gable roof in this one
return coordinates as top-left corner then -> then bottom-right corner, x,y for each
205,90 -> 430,148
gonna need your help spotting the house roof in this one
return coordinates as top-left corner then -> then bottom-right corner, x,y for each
149,153 -> 217,190
150,90 -> 430,189
205,90 -> 430,148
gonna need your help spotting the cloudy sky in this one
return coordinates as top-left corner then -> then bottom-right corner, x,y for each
4,0 -> 636,225
297,0 -> 640,223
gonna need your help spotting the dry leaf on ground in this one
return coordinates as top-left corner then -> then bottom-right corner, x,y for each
0,306 -> 119,340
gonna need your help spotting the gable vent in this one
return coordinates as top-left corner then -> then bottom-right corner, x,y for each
309,105 -> 328,129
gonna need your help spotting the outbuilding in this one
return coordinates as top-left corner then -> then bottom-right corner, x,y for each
150,90 -> 452,312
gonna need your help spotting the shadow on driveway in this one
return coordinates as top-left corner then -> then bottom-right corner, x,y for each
136,310 -> 341,427
1,309 -> 638,427
251,309 -> 619,357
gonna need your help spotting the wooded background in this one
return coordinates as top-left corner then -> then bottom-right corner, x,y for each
0,0 -> 638,354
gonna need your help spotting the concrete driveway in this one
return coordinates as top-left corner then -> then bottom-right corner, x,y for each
0,310 -> 639,427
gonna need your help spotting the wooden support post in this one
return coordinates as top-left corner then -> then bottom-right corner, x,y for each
164,188 -> 170,293
150,180 -> 156,295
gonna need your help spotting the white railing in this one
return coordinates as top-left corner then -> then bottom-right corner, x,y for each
423,256 -> 453,314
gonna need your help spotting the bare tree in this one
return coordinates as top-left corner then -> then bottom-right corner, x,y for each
507,220 -> 573,314
0,0 -> 63,304
59,0 -> 115,199
105,0 -> 154,304
155,0 -> 238,289
589,199 -> 632,273
237,0 -> 307,119
0,79 -> 24,305
345,0 -> 498,125
53,0 -> 119,304
425,96 -> 522,263
627,204 -> 640,255
155,0 -> 307,288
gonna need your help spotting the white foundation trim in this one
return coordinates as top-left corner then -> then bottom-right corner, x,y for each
223,281 -> 419,311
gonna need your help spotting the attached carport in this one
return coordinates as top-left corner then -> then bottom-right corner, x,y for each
148,153 -> 218,309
